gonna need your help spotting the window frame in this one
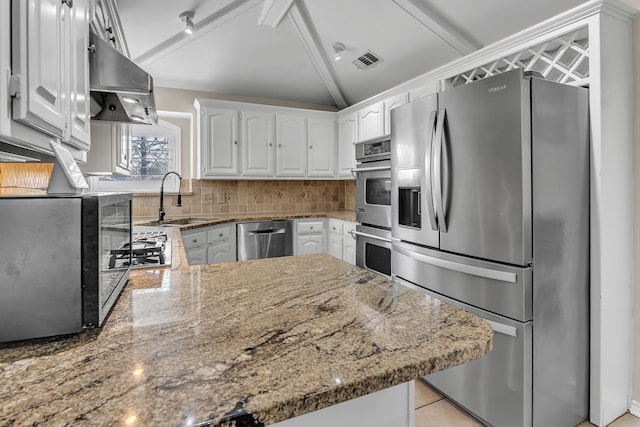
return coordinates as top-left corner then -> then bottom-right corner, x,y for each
87,116 -> 182,193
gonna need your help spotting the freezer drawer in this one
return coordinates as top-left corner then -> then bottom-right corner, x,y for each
396,277 -> 532,427
392,240 -> 532,321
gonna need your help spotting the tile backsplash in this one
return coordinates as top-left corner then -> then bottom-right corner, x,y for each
133,179 -> 356,219
0,163 -> 53,195
0,163 -> 356,218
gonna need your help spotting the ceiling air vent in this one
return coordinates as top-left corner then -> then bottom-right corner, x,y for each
352,51 -> 383,71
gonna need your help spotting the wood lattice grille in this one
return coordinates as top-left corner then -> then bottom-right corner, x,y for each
447,27 -> 589,88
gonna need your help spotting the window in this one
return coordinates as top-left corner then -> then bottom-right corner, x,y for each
88,119 -> 181,193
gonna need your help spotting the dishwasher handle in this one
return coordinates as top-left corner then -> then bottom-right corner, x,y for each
248,228 -> 286,235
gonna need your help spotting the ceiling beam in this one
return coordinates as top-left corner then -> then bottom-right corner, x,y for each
392,0 -> 479,56
287,2 -> 348,108
135,0 -> 263,68
258,0 -> 294,28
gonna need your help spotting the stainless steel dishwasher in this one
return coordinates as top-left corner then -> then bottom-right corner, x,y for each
237,220 -> 294,261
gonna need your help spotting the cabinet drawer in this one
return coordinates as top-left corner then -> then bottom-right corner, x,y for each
182,230 -> 207,248
208,226 -> 230,243
328,219 -> 343,235
297,220 -> 323,234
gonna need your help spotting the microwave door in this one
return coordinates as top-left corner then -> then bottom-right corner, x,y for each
437,70 -> 532,266
391,94 -> 439,248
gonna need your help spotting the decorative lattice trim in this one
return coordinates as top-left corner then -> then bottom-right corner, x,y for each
447,27 -> 589,88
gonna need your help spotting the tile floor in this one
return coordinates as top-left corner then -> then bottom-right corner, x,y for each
414,379 -> 640,427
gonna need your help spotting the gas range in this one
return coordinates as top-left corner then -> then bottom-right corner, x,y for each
109,226 -> 172,269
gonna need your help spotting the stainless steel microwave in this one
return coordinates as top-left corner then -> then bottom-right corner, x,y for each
0,192 -> 132,342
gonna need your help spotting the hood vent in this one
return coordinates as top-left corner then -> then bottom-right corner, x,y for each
89,32 -> 157,125
352,51 -> 383,70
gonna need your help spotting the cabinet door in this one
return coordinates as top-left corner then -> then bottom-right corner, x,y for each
297,234 -> 323,255
307,117 -> 335,177
337,113 -> 356,178
342,227 -> 356,265
409,81 -> 439,102
357,101 -> 383,141
383,93 -> 408,136
201,108 -> 239,176
66,0 -> 91,150
0,1 -> 9,137
12,0 -> 67,138
207,241 -> 231,264
186,245 -> 207,265
276,115 -> 306,177
242,111 -> 274,176
328,234 -> 342,259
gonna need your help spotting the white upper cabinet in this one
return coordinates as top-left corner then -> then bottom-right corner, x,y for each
337,113 -> 356,178
199,106 -> 240,177
195,98 -> 338,180
276,114 -> 306,177
242,111 -> 274,176
67,0 -> 92,151
409,81 -> 439,102
357,101 -> 383,142
307,117 -> 335,177
12,0 -> 67,139
9,0 -> 91,154
383,93 -> 408,136
0,2 -> 10,138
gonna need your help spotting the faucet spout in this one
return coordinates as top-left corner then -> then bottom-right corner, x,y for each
159,171 -> 182,222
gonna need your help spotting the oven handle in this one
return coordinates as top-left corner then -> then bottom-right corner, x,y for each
351,165 -> 392,175
350,230 -> 392,243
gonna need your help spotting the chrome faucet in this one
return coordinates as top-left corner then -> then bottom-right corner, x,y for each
158,171 -> 182,222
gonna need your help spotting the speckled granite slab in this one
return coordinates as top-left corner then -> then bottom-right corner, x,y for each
0,251 -> 492,426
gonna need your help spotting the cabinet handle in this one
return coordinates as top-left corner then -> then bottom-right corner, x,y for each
278,144 -> 282,148
219,233 -> 223,237
269,143 -> 273,147
309,145 -> 313,149
234,140 -> 238,145
310,226 -> 314,230
193,238 -> 198,243
62,0 -> 73,7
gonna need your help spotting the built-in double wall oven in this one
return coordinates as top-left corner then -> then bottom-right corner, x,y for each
351,136 -> 392,277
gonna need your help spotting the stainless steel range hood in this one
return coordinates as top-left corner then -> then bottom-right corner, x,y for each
89,32 -> 157,125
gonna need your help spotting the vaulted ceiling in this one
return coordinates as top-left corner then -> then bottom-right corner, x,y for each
117,0 -> 592,109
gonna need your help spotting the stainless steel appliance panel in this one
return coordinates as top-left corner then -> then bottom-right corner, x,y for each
393,240 -> 532,322
437,69 -> 532,265
530,77 -> 589,427
82,193 -> 132,328
355,159 -> 391,228
0,198 -> 83,342
396,277 -> 533,427
354,225 -> 392,278
237,220 -> 293,261
390,94 -> 439,248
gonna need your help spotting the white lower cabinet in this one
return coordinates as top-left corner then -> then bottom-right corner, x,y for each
295,219 -> 325,255
327,219 -> 356,265
182,223 -> 236,265
342,222 -> 356,265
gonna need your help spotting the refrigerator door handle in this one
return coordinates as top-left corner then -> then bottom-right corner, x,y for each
394,244 -> 518,283
433,108 -> 447,232
485,319 -> 518,337
424,110 -> 438,231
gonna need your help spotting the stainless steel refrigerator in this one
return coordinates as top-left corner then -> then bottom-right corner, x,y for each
390,68 -> 589,427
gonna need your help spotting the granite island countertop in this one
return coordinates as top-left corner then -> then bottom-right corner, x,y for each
0,228 -> 492,426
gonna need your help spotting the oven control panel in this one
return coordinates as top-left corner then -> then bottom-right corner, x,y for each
355,136 -> 391,162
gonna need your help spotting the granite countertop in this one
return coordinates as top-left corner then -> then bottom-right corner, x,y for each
0,228 -> 492,426
134,209 -> 357,230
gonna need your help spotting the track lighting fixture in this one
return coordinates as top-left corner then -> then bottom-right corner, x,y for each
179,11 -> 195,35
